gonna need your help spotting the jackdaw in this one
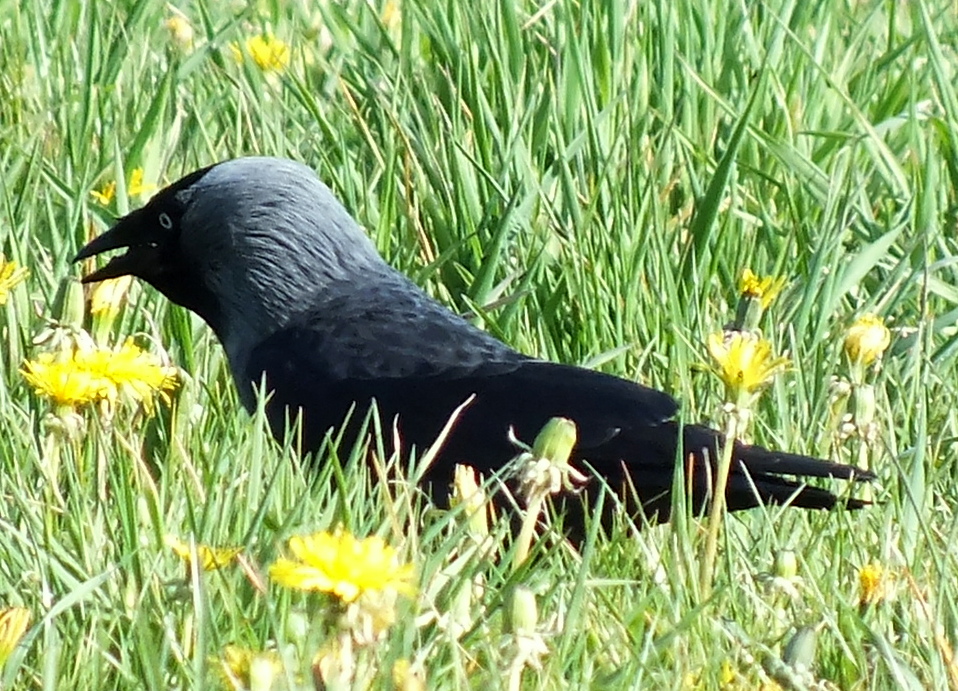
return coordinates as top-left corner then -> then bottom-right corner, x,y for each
74,156 -> 871,525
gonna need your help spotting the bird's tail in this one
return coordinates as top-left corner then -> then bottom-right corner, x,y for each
682,424 -> 874,513
724,471 -> 870,512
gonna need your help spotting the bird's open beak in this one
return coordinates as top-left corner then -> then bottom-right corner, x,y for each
73,209 -> 166,283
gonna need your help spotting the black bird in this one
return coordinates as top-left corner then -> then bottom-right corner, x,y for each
74,157 -> 871,525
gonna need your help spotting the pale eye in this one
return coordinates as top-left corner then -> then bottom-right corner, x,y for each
158,212 -> 173,229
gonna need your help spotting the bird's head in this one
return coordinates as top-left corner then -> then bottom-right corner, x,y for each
75,156 -> 385,364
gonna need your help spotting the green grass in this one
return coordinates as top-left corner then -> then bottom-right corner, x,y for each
2,0 -> 957,688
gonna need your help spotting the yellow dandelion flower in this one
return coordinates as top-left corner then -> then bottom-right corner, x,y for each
22,351 -> 110,407
738,269 -> 786,309
90,275 -> 133,317
217,645 -> 283,691
166,536 -> 242,572
90,180 -> 116,206
0,256 -> 29,305
90,168 -> 156,206
707,330 -> 789,401
719,659 -> 736,685
126,168 -> 156,198
0,607 -> 30,669
269,529 -> 415,602
859,563 -> 887,606
22,339 -> 177,411
91,339 -> 178,410
231,34 -> 290,72
844,314 -> 890,366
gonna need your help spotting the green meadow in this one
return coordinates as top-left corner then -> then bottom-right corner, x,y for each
1,0 -> 956,688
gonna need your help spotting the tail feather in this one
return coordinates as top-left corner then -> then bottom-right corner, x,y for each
734,442 -> 876,482
628,423 -> 877,521
728,473 -> 871,513
681,424 -> 875,482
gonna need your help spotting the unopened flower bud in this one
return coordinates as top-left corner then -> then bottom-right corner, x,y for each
507,586 -> 538,636
774,550 -> 798,579
452,464 -> 489,539
782,625 -> 818,672
531,417 -> 577,465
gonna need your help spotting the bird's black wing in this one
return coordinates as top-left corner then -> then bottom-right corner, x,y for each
244,274 -> 869,524
242,278 -> 680,463
242,270 -> 676,454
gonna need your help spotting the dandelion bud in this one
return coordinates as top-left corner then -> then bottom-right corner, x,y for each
284,611 -> 308,644
518,417 -> 585,501
452,464 -> 489,540
90,276 -> 132,319
507,586 -> 538,636
774,550 -> 798,579
531,417 -> 577,464
165,536 -> 241,572
782,625 -> 818,675
513,418 -> 587,570
90,276 -> 133,344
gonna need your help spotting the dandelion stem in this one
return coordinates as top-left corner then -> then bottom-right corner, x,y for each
513,494 -> 545,573
699,411 -> 744,597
